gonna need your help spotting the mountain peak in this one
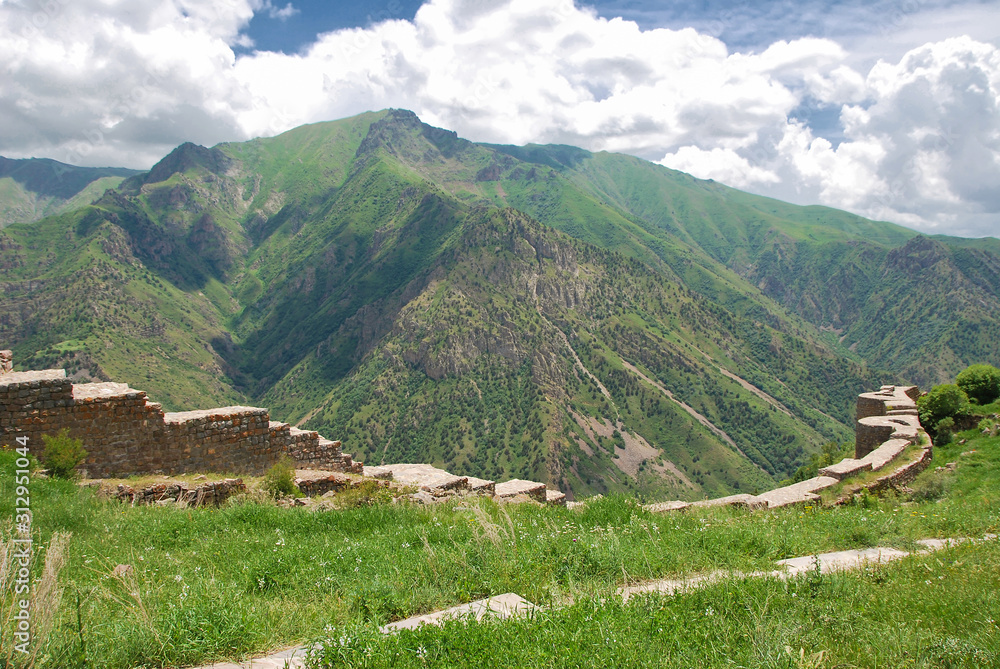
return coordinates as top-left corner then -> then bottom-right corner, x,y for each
141,142 -> 232,186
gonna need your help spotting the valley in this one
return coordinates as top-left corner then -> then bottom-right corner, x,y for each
1,109 -> 998,498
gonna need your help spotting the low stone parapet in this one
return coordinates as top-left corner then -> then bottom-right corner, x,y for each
115,478 -> 246,507
856,414 -> 920,458
295,470 -> 352,496
691,493 -> 765,510
818,459 -> 872,480
756,476 -> 838,508
495,479 -> 547,503
0,350 -> 352,478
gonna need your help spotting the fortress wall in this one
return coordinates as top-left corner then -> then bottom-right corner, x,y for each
161,407 -> 274,476
0,370 -> 76,452
855,385 -> 920,458
0,354 -> 358,477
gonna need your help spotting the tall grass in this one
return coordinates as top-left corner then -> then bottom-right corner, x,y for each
306,539 -> 1000,668
0,424 -> 997,667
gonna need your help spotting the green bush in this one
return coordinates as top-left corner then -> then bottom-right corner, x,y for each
917,384 -> 968,432
956,363 -> 1000,405
261,455 -> 299,498
934,417 -> 955,445
41,429 -> 88,479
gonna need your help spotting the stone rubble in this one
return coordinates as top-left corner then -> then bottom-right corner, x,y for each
114,478 -> 246,507
362,463 -> 567,506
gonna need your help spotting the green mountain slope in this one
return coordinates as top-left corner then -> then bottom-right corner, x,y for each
0,156 -> 140,228
1,109 -> 998,498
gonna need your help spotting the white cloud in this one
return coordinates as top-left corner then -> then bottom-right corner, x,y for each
660,146 -> 780,187
254,1 -> 299,21
0,0 -> 996,237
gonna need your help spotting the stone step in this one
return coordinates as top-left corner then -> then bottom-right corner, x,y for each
756,476 -> 838,509
859,438 -> 910,471
466,477 -> 496,495
381,593 -> 539,633
818,458 -> 872,480
494,479 -> 546,503
691,493 -> 765,510
545,489 -> 567,506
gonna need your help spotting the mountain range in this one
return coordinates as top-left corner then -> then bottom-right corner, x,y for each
1,109 -> 998,499
0,156 -> 139,228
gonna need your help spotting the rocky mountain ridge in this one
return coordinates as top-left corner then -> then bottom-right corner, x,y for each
1,109 -> 998,497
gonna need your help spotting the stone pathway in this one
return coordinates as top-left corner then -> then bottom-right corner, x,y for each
186,534 -> 996,669
620,534 -> 997,601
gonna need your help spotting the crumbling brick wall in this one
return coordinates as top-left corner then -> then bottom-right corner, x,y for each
0,355 -> 361,478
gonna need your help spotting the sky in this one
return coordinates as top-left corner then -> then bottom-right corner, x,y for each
1,0 -> 998,238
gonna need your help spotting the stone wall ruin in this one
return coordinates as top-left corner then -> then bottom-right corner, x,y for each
0,351 -> 361,478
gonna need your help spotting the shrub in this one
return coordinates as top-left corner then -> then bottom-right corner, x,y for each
41,429 -> 87,479
934,417 -> 955,445
261,455 -> 299,498
917,384 -> 968,432
956,364 -> 1000,405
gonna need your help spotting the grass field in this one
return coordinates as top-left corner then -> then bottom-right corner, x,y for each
1,412 -> 998,668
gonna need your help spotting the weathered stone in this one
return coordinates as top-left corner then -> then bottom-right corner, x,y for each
375,464 -> 469,492
409,491 -> 438,505
859,438 -> 910,471
757,477 -> 837,509
818,458 -> 872,480
494,479 -> 546,503
381,593 -> 539,633
466,477 -> 496,495
642,500 -> 691,513
856,414 -> 920,458
362,465 -> 394,480
691,493 -> 765,510
545,489 -> 567,506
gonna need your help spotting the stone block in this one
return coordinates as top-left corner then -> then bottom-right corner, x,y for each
691,493 -> 765,510
375,464 -> 470,492
756,476 -> 837,509
495,479 -> 546,503
642,500 -> 691,513
859,438 -> 910,471
545,489 -> 567,506
818,458 -> 872,480
466,477 -> 496,495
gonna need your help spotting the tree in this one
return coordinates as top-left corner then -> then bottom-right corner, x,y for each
916,384 -> 968,431
956,364 -> 1000,405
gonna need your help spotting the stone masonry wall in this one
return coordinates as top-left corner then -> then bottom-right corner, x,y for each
0,350 -> 11,375
855,385 -> 921,458
0,354 -> 362,478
